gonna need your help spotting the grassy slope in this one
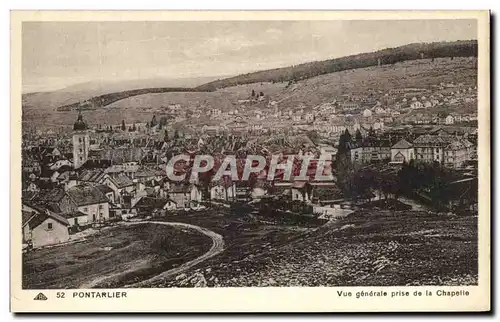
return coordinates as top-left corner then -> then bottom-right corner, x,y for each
22,223 -> 211,289
151,210 -> 477,287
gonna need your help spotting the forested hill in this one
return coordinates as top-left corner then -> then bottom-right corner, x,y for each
56,87 -> 209,111
196,40 -> 477,91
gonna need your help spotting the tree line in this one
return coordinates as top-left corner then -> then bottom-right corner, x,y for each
196,40 -> 477,91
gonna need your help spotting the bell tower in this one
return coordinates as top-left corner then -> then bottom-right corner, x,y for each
72,110 -> 90,169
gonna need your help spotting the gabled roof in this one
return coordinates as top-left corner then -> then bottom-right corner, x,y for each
133,197 -> 173,209
22,210 -> 36,226
96,184 -> 114,194
59,211 -> 88,219
27,210 -> 70,229
392,139 -> 413,149
78,169 -> 107,183
108,173 -> 134,189
169,183 -> 194,193
37,188 -> 66,203
66,185 -> 108,207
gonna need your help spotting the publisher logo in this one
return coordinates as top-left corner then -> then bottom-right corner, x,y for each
33,293 -> 48,301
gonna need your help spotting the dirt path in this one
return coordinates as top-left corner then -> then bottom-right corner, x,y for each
79,221 -> 224,288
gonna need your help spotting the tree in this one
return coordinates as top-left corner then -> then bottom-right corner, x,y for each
159,116 -> 168,127
251,89 -> 255,97
343,129 -> 352,148
174,130 -> 179,139
150,115 -> 158,127
121,120 -> 126,131
164,129 -> 169,142
368,126 -> 376,137
355,129 -> 363,142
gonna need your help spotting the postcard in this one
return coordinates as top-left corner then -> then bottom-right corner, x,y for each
10,10 -> 490,312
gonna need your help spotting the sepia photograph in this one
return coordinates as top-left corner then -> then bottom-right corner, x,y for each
10,10 -> 490,312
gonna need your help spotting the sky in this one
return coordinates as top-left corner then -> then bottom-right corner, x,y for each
22,19 -> 477,93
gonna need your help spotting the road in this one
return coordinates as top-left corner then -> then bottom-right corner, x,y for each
80,221 -> 224,288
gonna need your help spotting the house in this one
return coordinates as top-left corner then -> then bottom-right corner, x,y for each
291,181 -> 313,203
96,184 -> 115,203
23,209 -> 70,248
77,169 -> 109,185
210,181 -> 236,201
410,101 -> 424,109
38,185 -> 111,224
412,134 -> 471,167
390,139 -> 415,163
60,211 -> 90,230
443,139 -> 474,168
445,115 -> 455,125
362,109 -> 373,118
103,173 -> 135,203
413,135 -> 447,163
133,197 -> 177,216
168,183 -> 202,209
304,113 -> 315,122
351,137 -> 393,163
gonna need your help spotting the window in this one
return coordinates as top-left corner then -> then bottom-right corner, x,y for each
435,148 -> 439,153
79,138 -> 82,143
83,207 -> 88,212
99,205 -> 103,209
79,148 -> 83,153
47,222 -> 53,230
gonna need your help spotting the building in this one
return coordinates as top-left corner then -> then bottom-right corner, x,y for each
410,101 -> 424,109
72,111 -> 90,169
390,139 -> 415,163
210,181 -> 236,201
350,138 -> 392,163
362,109 -> 373,118
168,183 -> 202,209
445,115 -> 455,125
444,140 -> 473,168
413,134 -> 472,168
413,135 -> 447,163
103,173 -> 135,203
38,185 -> 111,225
23,209 -> 70,248
291,181 -> 313,202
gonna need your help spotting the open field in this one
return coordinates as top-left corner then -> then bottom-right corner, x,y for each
148,209 -> 477,287
22,203 -> 477,288
22,223 -> 212,289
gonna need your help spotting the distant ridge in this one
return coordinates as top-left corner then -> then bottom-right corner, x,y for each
50,40 -> 477,111
56,87 -> 210,112
195,40 -> 478,91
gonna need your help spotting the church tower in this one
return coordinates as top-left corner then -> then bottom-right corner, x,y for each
72,110 -> 90,169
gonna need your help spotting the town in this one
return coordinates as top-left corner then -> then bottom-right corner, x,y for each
21,57 -> 478,288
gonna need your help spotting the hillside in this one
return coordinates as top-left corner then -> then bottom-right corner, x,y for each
56,87 -> 210,112
21,76 -> 222,112
21,56 -> 477,130
196,40 -> 477,91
